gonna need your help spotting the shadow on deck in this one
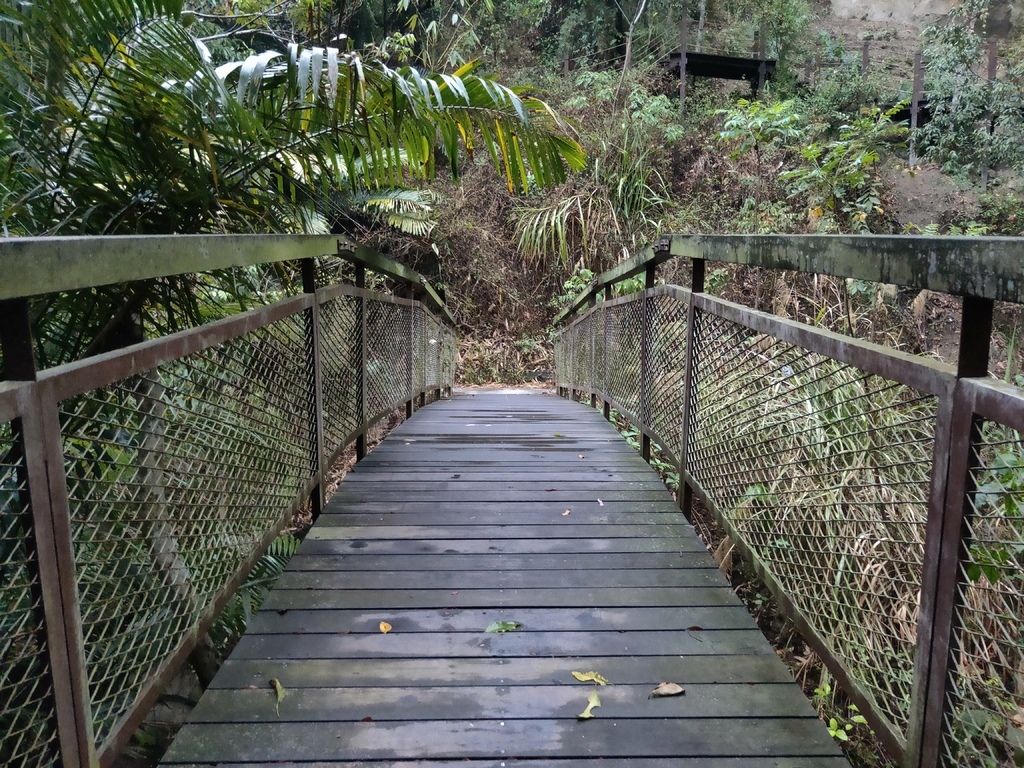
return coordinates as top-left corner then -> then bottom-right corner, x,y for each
162,390 -> 845,766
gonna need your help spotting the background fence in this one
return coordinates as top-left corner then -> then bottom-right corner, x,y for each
0,236 -> 456,768
553,234 -> 1024,768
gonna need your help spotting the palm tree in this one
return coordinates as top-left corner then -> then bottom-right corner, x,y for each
0,0 -> 585,362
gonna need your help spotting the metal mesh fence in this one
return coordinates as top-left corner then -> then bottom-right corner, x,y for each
688,307 -> 936,736
60,312 -> 312,749
319,295 -> 361,453
367,301 -> 410,416
648,294 -> 688,455
606,300 -> 644,420
0,420 -> 60,767
943,412 -> 1024,768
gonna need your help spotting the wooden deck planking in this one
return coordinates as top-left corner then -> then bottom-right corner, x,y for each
162,390 -> 846,766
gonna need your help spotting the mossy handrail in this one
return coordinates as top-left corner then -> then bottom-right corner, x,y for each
554,234 -> 1024,327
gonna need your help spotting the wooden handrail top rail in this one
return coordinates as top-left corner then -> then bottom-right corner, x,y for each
553,233 -> 1024,326
0,233 -> 454,324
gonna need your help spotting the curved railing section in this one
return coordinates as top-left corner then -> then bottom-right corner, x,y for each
0,235 -> 456,768
553,234 -> 1024,768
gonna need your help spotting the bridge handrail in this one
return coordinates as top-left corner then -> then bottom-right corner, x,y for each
0,234 -> 455,325
553,233 -> 1024,768
0,234 -> 456,768
553,234 -> 1024,326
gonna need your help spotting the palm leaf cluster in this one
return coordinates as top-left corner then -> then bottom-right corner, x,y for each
0,0 -> 585,238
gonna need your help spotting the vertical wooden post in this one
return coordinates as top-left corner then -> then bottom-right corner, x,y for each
639,265 -> 656,463
909,51 -> 924,166
355,264 -> 367,462
1,299 -> 96,768
861,41 -> 870,74
982,39 -> 998,190
405,289 -> 415,419
301,258 -> 325,519
908,296 -> 993,768
677,259 -> 704,522
588,294 -> 598,408
679,3 -> 688,121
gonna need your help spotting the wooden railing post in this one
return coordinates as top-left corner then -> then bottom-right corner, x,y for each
1,298 -> 96,768
639,264 -> 657,463
677,258 -> 704,522
301,258 -> 325,519
909,296 -> 994,768
589,294 -> 598,408
355,264 -> 368,462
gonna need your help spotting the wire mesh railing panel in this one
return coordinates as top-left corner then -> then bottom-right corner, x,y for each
607,300 -> 644,420
424,314 -> 440,387
648,293 -> 689,455
319,295 -> 361,452
553,333 -> 566,386
412,309 -> 424,394
367,301 -> 409,416
688,307 -> 936,738
942,401 -> 1024,768
0,421 -> 60,768
60,313 -> 312,750
572,313 -> 594,392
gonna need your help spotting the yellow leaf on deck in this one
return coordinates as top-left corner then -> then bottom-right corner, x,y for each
577,689 -> 601,720
379,621 -> 392,634
269,678 -> 286,717
572,671 -> 610,685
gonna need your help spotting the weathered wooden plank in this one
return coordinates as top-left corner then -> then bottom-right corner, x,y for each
283,552 -> 708,571
273,567 -> 723,590
186,683 -> 815,723
313,511 -> 685,527
230,628 -> 771,660
308,524 -> 693,540
342,471 -> 658,482
247,606 -> 755,634
167,759 -> 850,768
261,586 -> 738,611
209,654 -> 802,689
323,493 -> 667,505
296,537 -> 704,555
161,718 -> 841,761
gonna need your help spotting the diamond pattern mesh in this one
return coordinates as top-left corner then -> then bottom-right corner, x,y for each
607,300 -> 644,421
688,307 -> 936,736
366,301 -> 410,416
60,313 -> 312,748
942,419 -> 1024,768
648,294 -> 689,456
319,295 -> 361,453
0,421 -> 60,767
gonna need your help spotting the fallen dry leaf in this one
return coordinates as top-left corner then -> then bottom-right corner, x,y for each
650,682 -> 685,698
578,454 -> 586,459
269,678 -> 286,716
562,509 -> 571,516
451,591 -> 459,595
572,671 -> 611,685
379,621 -> 392,634
597,498 -> 604,506
577,689 -> 601,720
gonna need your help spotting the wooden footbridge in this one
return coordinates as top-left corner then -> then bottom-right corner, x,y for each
161,389 -> 845,765
3,234 -> 1024,768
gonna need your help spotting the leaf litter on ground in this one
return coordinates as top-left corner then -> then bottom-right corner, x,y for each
379,621 -> 392,634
